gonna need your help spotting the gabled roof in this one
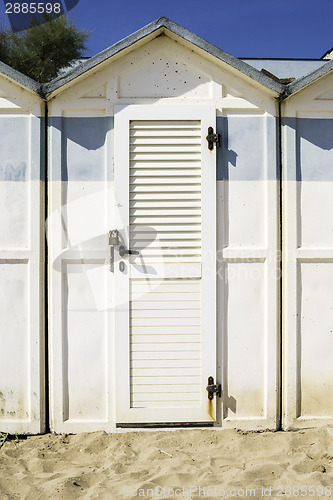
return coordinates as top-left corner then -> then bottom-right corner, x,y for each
0,60 -> 40,94
2,16 -> 333,99
41,17 -> 286,96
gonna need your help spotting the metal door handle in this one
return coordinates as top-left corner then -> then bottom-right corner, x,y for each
119,245 -> 139,257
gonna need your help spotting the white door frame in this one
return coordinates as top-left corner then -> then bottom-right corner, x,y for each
114,104 -> 217,424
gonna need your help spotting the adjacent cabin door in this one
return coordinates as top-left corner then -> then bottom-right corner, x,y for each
114,105 -> 217,424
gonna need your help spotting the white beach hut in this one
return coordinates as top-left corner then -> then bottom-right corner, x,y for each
45,17 -> 281,433
1,17 -> 333,434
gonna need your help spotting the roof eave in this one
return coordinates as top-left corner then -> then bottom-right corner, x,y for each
284,58 -> 333,98
0,60 -> 41,95
42,18 -> 166,96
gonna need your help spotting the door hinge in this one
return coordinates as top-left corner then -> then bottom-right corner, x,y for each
206,376 -> 221,400
206,127 -> 220,150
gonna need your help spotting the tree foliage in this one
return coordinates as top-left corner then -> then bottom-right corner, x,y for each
0,17 -> 10,63
0,15 -> 90,82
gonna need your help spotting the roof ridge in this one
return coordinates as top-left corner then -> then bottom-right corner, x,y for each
41,16 -> 285,95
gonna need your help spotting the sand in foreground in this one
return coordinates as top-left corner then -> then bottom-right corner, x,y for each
0,428 -> 332,499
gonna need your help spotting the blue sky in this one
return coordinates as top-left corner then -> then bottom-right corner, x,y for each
1,0 -> 333,59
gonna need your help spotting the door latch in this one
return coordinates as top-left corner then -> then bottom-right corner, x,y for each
119,245 -> 139,257
206,127 -> 220,150
206,376 -> 221,400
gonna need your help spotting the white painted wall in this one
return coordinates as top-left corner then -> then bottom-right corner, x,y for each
217,109 -> 279,430
0,76 -> 45,434
283,73 -> 333,429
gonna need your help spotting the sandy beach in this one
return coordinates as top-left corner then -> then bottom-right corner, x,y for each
0,427 -> 332,499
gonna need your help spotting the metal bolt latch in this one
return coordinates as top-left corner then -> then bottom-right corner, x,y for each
206,127 -> 220,150
119,245 -> 139,257
206,376 -> 221,400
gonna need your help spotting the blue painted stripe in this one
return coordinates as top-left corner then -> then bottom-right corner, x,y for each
3,115 -> 333,183
49,116 -> 114,181
216,115 -> 278,181
0,116 -> 44,181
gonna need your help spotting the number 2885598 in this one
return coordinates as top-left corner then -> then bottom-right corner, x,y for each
5,3 -> 62,14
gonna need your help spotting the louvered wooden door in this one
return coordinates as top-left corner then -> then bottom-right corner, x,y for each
114,106 -> 216,424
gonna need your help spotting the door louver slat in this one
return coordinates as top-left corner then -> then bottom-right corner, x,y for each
129,120 -> 203,409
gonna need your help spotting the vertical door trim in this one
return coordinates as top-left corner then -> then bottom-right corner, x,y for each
114,105 -> 217,424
